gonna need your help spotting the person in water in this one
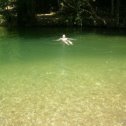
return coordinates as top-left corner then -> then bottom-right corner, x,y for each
57,34 -> 73,45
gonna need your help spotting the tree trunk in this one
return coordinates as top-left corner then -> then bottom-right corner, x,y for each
17,0 -> 36,26
111,0 -> 114,15
116,0 -> 120,25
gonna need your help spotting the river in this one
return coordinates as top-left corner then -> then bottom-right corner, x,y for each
0,27 -> 126,126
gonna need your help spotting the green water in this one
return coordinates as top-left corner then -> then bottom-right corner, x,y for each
0,27 -> 126,126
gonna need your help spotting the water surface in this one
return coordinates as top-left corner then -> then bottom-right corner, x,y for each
0,27 -> 126,126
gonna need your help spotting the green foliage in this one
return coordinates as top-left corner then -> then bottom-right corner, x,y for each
0,0 -> 14,10
0,0 -> 125,27
0,0 -> 9,11
61,0 -> 105,26
0,0 -> 15,24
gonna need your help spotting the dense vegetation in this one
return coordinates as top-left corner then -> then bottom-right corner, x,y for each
0,0 -> 126,27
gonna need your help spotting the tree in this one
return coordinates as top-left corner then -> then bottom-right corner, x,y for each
111,0 -> 114,15
110,0 -> 120,25
0,0 -> 16,24
61,0 -> 106,26
116,0 -> 120,25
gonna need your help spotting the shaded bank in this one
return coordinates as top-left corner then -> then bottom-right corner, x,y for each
1,13 -> 126,28
0,13 -> 126,28
35,13 -> 126,28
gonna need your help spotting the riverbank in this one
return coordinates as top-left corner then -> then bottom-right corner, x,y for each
0,13 -> 126,28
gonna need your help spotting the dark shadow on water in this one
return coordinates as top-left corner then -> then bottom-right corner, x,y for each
2,26 -> 126,39
1,26 -> 126,42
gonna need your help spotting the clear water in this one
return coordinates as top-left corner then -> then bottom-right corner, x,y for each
0,27 -> 126,126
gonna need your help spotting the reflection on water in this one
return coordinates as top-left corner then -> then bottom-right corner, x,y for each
0,27 -> 126,126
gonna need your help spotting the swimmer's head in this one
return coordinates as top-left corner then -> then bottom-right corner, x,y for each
62,34 -> 66,38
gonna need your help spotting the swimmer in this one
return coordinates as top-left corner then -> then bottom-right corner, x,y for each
57,34 -> 74,45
